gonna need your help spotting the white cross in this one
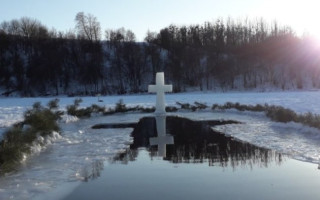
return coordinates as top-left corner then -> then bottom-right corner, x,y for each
149,116 -> 174,158
148,72 -> 172,114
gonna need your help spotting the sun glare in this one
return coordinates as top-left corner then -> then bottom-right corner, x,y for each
312,33 -> 320,46
259,0 -> 320,43
306,32 -> 320,49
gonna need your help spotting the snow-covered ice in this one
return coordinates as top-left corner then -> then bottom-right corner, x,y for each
177,110 -> 320,164
0,113 -> 145,200
1,91 -> 320,130
1,91 -> 320,199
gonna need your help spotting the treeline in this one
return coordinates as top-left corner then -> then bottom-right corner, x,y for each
148,18 -> 320,91
0,14 -> 320,96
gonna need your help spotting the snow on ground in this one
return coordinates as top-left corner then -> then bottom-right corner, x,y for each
1,91 -> 320,133
1,91 -> 320,199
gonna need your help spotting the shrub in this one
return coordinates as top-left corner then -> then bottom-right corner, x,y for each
177,101 -> 208,111
0,127 -> 31,172
66,98 -> 92,118
74,98 -> 82,107
103,108 -> 116,115
265,106 -> 297,123
67,106 -> 92,118
140,107 -> 156,113
224,102 -> 234,109
253,104 -> 265,112
194,102 -> 208,109
298,112 -> 320,129
0,100 -> 62,174
115,99 -> 127,112
212,104 -> 220,110
90,104 -> 106,113
24,102 -> 61,136
47,98 -> 59,110
176,102 -> 191,109
210,102 -> 320,130
126,106 -> 140,112
166,106 -> 178,112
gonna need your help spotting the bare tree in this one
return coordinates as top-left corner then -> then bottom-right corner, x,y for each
19,17 -> 48,38
144,30 -> 157,43
0,17 -> 47,38
75,12 -> 101,41
125,30 -> 136,42
105,27 -> 136,42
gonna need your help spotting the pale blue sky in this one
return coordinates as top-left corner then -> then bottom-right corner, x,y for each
0,0 -> 319,41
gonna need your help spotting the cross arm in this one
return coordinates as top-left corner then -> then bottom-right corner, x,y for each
148,85 -> 157,93
163,85 -> 172,93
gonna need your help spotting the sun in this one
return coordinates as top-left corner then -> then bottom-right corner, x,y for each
258,0 -> 320,44
305,32 -> 320,49
311,32 -> 320,46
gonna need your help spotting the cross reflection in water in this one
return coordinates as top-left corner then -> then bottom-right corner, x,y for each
149,116 -> 174,158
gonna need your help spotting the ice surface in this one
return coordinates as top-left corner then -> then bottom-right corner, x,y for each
1,91 -> 320,127
0,114 -> 148,200
176,110 -> 320,164
1,91 -> 320,199
2,91 -> 320,129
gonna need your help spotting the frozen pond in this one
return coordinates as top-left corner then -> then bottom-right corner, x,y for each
0,112 -> 320,199
1,91 -> 320,199
64,116 -> 320,200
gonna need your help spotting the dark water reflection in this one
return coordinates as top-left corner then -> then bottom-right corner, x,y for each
115,116 -> 283,169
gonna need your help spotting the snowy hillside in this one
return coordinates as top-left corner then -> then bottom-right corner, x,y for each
1,18 -> 320,96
